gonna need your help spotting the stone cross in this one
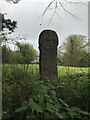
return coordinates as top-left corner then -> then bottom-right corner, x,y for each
39,29 -> 59,82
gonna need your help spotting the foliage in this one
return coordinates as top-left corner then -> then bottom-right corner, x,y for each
2,43 -> 37,64
0,13 -> 17,32
15,79 -> 90,119
2,64 -> 90,119
0,12 -> 17,46
79,51 -> 89,67
16,42 -> 37,64
58,73 -> 90,111
57,34 -> 88,67
2,64 -> 39,119
2,45 -> 12,63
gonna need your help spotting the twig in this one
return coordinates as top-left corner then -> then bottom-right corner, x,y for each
56,11 -> 61,20
48,11 -> 56,25
78,0 -> 88,7
41,0 -> 87,25
43,0 -> 55,16
65,0 -> 78,5
59,0 -> 79,19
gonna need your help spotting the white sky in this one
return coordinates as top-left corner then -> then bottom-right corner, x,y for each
0,0 -> 88,50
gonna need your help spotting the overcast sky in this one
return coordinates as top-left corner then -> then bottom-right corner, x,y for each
0,0 -> 88,50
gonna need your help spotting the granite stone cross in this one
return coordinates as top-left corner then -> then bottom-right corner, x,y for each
39,29 -> 59,82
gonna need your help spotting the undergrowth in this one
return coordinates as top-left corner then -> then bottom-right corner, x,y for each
2,64 -> 90,119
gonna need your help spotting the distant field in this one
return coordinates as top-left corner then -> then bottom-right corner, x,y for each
58,66 -> 88,77
2,64 -> 89,78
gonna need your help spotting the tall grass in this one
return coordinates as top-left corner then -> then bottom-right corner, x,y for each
3,64 -> 88,78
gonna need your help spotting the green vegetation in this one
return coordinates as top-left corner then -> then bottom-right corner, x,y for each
1,1 -> 90,119
58,66 -> 88,77
2,34 -> 90,67
2,64 -> 90,119
57,34 -> 89,67
1,34 -> 90,119
2,43 -> 37,64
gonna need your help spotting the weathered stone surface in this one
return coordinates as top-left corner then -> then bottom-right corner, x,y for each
39,29 -> 59,81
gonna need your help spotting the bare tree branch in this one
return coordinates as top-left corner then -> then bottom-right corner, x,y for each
41,0 -> 87,25
65,0 -> 87,6
48,11 -> 56,25
5,0 -> 20,4
64,0 -> 78,5
3,0 -> 87,25
55,11 -> 61,20
58,0 -> 79,19
78,0 -> 88,6
42,0 -> 55,16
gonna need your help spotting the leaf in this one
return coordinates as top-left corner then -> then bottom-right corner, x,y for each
59,98 -> 69,107
54,102 -> 60,110
21,100 -> 28,106
61,112 -> 70,118
15,106 -> 28,112
50,90 -> 56,96
66,108 -> 78,118
74,107 -> 89,116
46,108 -> 54,113
47,102 -> 54,110
80,110 -> 89,115
29,99 -> 43,112
15,100 -> 28,112
56,112 -> 64,118
37,94 -> 44,102
40,84 -> 49,93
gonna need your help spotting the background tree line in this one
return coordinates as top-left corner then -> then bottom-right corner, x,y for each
2,42 -> 38,64
2,34 -> 90,67
57,34 -> 90,67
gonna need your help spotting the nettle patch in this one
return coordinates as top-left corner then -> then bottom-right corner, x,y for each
15,80 -> 90,119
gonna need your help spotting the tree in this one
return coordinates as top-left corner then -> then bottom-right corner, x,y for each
10,50 -> 23,64
16,42 -> 37,64
2,45 -> 12,63
58,34 -> 88,67
57,46 -> 64,65
0,12 -> 17,46
0,13 -> 17,32
79,50 -> 89,67
2,43 -> 37,64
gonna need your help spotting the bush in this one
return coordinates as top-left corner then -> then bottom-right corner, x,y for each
2,64 -> 90,119
15,80 -> 90,119
58,73 -> 90,112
